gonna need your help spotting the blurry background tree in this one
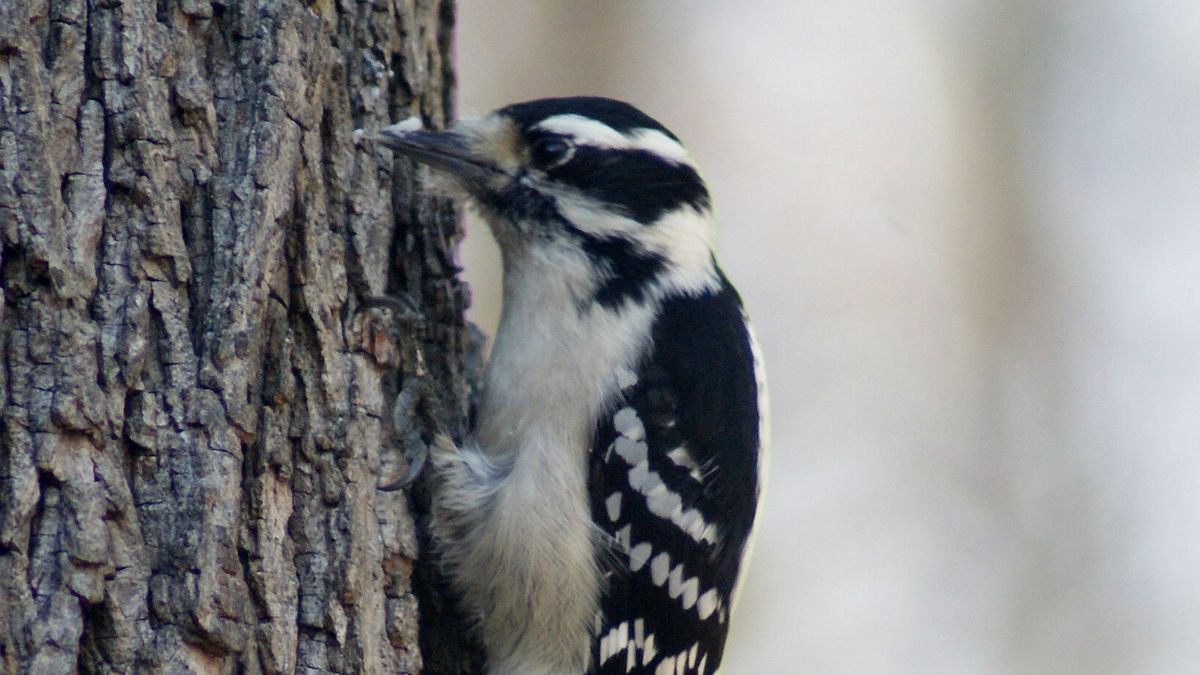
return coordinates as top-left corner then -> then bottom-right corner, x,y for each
0,0 -> 473,672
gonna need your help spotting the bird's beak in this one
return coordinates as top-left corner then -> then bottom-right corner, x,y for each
362,122 -> 501,187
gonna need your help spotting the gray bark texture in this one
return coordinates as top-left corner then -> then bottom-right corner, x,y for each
0,0 -> 478,672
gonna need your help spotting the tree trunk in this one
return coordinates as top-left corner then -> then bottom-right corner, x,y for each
0,0 -> 476,672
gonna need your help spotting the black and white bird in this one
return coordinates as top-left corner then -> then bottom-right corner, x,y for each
369,97 -> 768,675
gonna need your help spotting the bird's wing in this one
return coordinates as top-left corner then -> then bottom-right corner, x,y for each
589,273 -> 765,675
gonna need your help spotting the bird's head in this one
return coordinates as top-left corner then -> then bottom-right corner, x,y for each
369,97 -> 720,308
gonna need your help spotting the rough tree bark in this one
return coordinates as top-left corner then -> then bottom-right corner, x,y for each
0,0 -> 478,672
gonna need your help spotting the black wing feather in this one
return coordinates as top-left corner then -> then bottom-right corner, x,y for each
588,273 -> 762,675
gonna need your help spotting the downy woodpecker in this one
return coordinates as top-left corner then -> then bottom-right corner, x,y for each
369,97 -> 768,675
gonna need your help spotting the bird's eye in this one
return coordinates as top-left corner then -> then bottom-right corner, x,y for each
529,137 -> 575,170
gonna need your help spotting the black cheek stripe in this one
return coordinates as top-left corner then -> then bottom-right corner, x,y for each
567,226 -> 666,311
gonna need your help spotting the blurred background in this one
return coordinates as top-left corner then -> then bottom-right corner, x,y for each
451,2 -> 1200,673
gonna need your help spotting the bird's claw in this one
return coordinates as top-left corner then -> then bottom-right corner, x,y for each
377,440 -> 428,492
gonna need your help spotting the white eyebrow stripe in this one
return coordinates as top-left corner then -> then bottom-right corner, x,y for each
532,114 -> 692,164
535,115 -> 626,145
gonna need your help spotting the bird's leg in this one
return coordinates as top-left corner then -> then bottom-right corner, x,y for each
357,293 -> 435,491
378,371 -> 431,491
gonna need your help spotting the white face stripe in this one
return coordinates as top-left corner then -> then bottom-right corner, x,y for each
549,195 -> 721,300
532,114 -> 693,165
